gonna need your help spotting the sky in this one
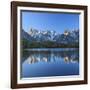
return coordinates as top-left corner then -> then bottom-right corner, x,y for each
22,11 -> 79,34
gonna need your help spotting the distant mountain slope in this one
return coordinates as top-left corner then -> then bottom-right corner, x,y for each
21,29 -> 34,42
21,28 -> 79,48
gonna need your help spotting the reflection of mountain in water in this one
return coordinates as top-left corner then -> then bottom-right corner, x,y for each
21,48 -> 79,64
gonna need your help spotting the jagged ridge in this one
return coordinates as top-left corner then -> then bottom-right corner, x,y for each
21,28 -> 79,48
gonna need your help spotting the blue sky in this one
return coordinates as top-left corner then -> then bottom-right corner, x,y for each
22,11 -> 79,34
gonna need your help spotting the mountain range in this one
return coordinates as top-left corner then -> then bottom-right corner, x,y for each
21,28 -> 79,48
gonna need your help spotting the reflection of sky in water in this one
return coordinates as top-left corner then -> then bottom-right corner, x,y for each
21,48 -> 79,78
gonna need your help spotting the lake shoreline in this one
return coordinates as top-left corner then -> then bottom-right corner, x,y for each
23,48 -> 79,51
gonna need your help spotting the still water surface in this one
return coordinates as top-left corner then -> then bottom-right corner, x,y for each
21,48 -> 79,78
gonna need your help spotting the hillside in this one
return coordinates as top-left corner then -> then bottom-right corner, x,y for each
21,28 -> 79,48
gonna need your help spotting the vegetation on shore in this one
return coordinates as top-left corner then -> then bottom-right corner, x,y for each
21,38 -> 79,49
